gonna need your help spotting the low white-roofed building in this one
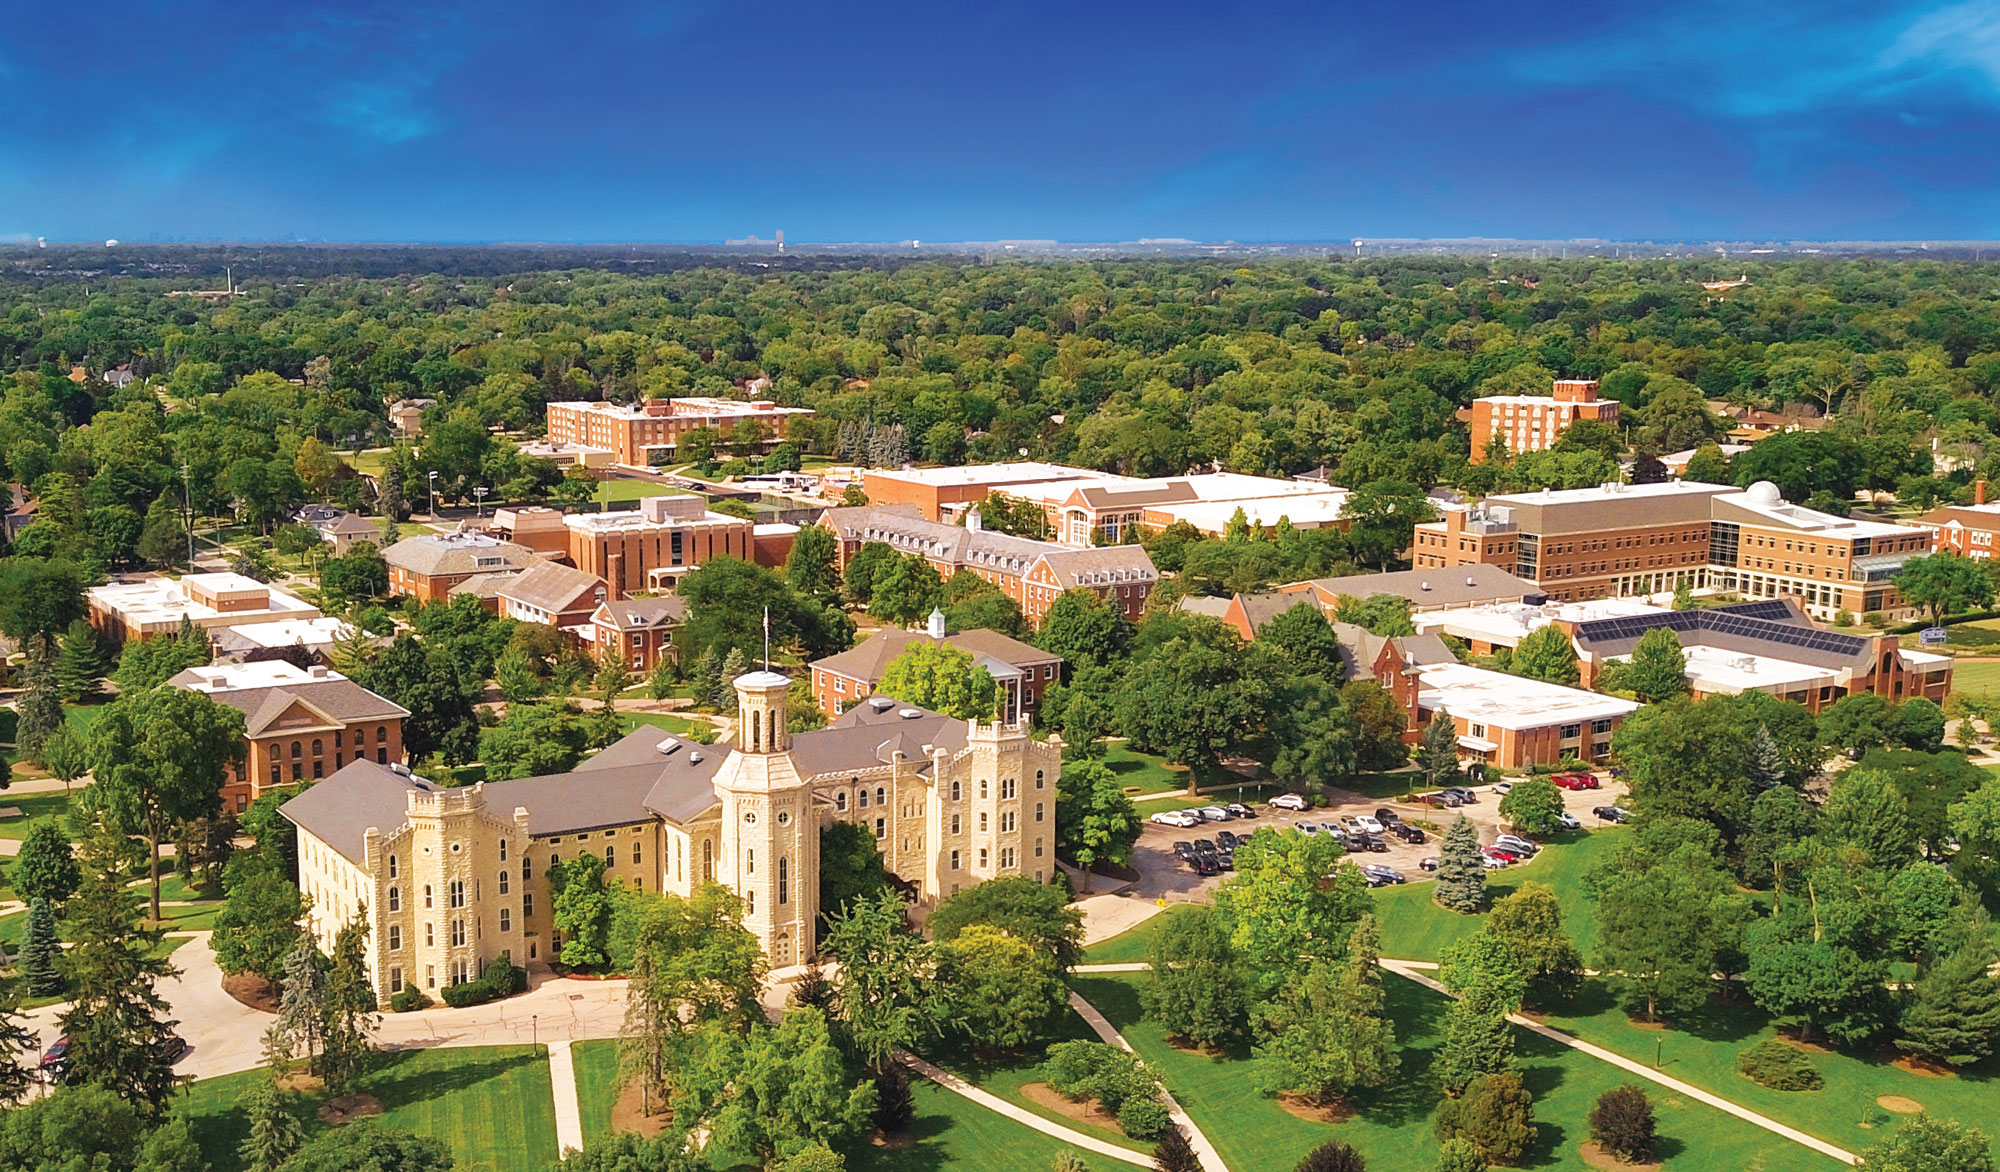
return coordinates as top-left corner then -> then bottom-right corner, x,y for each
1411,662 -> 1640,769
1413,598 -> 1665,653
209,616 -> 377,664
1657,645 -> 1838,699
88,572 -> 320,644
1144,488 -> 1352,537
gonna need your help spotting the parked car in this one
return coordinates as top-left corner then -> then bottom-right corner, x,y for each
1592,805 -> 1631,823
1482,846 -> 1521,864
1493,833 -> 1540,857
1215,830 -> 1242,850
1392,823 -> 1427,844
1429,790 -> 1466,807
155,1033 -> 190,1066
1224,803 -> 1254,819
1190,855 -> 1221,877
1172,841 -> 1197,861
1351,833 -> 1390,853
1197,806 -> 1232,822
38,1036 -> 70,1084
1341,814 -> 1384,835
1419,856 -> 1440,872
1361,864 -> 1408,885
1374,808 -> 1403,826
1555,812 -> 1582,832
1193,839 -> 1218,856
1150,810 -> 1202,828
1217,850 -> 1236,871
1269,793 -> 1310,811
1491,780 -> 1514,796
1295,821 -> 1323,836
1441,787 -> 1478,804
1481,853 -> 1511,869
1553,772 -> 1601,790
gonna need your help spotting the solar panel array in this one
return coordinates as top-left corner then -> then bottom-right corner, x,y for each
1574,604 -> 1869,661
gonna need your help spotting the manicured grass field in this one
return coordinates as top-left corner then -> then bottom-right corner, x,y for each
594,479 -> 692,503
1370,826 -> 1624,963
852,1079 -> 1099,1172
1074,972 -> 1836,1172
619,712 -> 714,740
0,791 -> 82,840
1082,904 -> 1194,966
571,1039 -> 623,1148
179,1045 -> 557,1172
921,1004 -> 1148,1152
1951,658 -> 2000,699
1541,980 -> 2000,1160
1101,744 -> 1190,795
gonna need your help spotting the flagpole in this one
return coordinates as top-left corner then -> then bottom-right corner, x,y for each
763,606 -> 771,672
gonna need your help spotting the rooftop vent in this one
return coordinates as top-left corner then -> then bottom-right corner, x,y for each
1419,581 -> 1431,591
870,696 -> 896,712
689,751 -> 703,764
656,738 -> 681,756
389,762 -> 411,776
900,708 -> 922,719
1466,577 -> 1477,587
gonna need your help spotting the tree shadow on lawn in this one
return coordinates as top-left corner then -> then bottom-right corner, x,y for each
362,1047 -> 546,1112
847,1109 -> 953,1172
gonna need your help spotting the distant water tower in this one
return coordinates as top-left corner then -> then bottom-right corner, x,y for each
775,229 -> 784,253
1352,239 -> 1363,257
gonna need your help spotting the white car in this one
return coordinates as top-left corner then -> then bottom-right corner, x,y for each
1269,793 -> 1310,811
1555,813 -> 1581,832
1341,815 -> 1383,835
1491,781 -> 1514,796
1149,810 -> 1202,829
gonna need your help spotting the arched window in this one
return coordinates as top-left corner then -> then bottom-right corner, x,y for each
875,786 -> 885,807
858,789 -> 870,809
836,791 -> 848,811
376,726 -> 387,743
290,741 -> 302,759
388,855 -> 399,879
449,880 -> 465,908
387,887 -> 401,912
950,780 -> 961,801
778,857 -> 789,905
499,871 -> 509,895
522,857 -> 531,880
604,846 -> 615,866
979,779 -> 989,799
499,838 -> 508,861
1036,769 -> 1045,789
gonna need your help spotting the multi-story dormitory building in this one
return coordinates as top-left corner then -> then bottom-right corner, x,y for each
282,670 -> 1062,1005
1414,479 -> 1932,621
818,503 -> 1158,626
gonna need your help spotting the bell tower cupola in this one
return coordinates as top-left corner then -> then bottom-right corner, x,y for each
735,670 -> 792,755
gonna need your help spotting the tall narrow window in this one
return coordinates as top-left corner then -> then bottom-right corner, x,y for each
778,857 -> 789,905
499,838 -> 508,861
423,885 -> 433,909
703,839 -> 714,881
499,871 -> 510,895
387,887 -> 401,912
449,881 -> 464,909
745,848 -> 755,875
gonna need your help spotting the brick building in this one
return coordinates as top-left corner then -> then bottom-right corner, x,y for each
564,495 -> 756,594
545,398 -> 812,468
808,610 -> 1064,721
1468,378 -> 1620,463
496,562 -> 608,635
88,572 -> 322,645
1411,480 -> 1932,621
383,531 -> 541,604
860,463 -> 1124,523
167,660 -> 408,813
588,596 -> 686,673
819,504 -> 1157,627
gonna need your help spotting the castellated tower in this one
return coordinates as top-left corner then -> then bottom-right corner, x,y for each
710,670 -> 819,968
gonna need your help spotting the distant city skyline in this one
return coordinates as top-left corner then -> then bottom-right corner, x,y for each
5,0 -> 2000,243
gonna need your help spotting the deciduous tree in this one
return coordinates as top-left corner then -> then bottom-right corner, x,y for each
1482,883 -> 1583,1006
1142,904 -> 1248,1048
1254,916 -> 1397,1107
1509,625 -> 1578,686
879,641 -> 999,720
1056,761 -> 1142,891
1620,626 -> 1689,704
1497,779 -> 1564,836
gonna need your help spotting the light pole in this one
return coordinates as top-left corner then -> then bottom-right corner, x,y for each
427,471 -> 439,519
473,486 -> 489,516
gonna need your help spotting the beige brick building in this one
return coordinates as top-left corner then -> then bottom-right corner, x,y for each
282,671 -> 1061,1004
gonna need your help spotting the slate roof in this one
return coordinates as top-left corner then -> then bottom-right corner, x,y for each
820,505 -> 1054,574
810,626 -> 1059,683
591,597 -> 687,631
382,531 -> 539,578
1294,564 -> 1538,609
167,668 -> 409,735
497,562 -> 606,615
1035,546 -> 1157,588
278,760 -> 436,865
1328,622 -> 1458,682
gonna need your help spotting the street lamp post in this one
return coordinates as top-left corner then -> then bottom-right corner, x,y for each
428,471 -> 439,519
473,486 -> 489,516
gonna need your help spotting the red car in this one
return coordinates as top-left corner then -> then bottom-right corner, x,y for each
1552,772 -> 1600,791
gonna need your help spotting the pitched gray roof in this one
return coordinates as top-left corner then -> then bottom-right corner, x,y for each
820,505 -> 1055,573
279,760 -> 434,864
167,671 -> 409,735
810,626 -> 1059,683
497,562 -> 606,615
382,532 -> 539,578
795,698 -> 970,776
592,597 -> 687,631
1329,622 -> 1459,681
1236,592 -> 1310,635
1176,595 -> 1232,619
1297,563 -> 1538,609
1035,545 -> 1157,588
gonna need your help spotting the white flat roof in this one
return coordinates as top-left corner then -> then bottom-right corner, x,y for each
1152,491 -> 1351,532
984,474 -> 1147,506
1172,472 -> 1350,503
217,616 -> 356,648
1414,663 -> 1641,729
1645,645 -> 1835,695
1715,485 -> 1923,539
564,509 -> 742,533
174,660 -> 345,689
1413,598 -> 1664,647
1485,480 -> 1734,507
89,575 -> 317,627
865,462 -> 1121,488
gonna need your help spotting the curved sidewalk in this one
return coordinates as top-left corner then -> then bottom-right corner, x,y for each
898,1052 -> 1151,1169
1379,960 -> 1858,1167
1067,990 -> 1227,1172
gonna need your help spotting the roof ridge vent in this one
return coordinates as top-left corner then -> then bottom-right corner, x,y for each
656,738 -> 681,755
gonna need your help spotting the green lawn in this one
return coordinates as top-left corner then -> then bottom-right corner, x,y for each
1951,658 -> 2000,699
1074,972 -> 1835,1172
618,712 -> 714,741
1542,980 -> 2000,1161
0,791 -> 81,840
852,1079 -> 1100,1172
1371,827 -> 1623,963
1338,770 -> 1429,799
1101,744 -> 1190,796
1083,904 -> 1194,966
572,1039 -> 622,1148
920,1005 -> 1147,1152
3,704 -> 103,771
179,1045 -> 557,1172
594,480 -> 692,503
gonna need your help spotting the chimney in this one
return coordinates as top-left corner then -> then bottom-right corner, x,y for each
607,551 -> 625,601
1979,480 -> 1988,507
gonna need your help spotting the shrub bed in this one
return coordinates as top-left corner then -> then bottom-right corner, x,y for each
1736,1039 -> 1823,1091
439,958 -> 528,1009
1040,1040 -> 1171,1139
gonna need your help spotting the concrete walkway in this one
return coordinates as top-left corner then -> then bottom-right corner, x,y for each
898,1051 -> 1150,1169
1074,963 -> 1152,974
546,1039 -> 585,1156
1075,894 -> 1164,946
1067,990 -> 1226,1172
1380,960 -> 1858,1167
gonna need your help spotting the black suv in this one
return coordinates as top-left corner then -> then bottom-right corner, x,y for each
1391,823 -> 1427,844
1215,830 -> 1241,850
1351,833 -> 1390,853
1172,841 -> 1196,861
1374,808 -> 1403,827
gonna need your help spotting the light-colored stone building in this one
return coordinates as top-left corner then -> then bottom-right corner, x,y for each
281,670 -> 1061,1004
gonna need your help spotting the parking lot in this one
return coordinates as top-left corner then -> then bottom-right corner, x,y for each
1128,773 -> 1632,898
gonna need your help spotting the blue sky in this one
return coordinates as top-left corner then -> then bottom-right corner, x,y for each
6,0 -> 2000,242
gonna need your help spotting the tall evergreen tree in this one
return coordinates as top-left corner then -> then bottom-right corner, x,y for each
16,633 -> 64,762
1151,1126 -> 1201,1172
273,937 -> 329,1076
1416,709 -> 1461,790
237,1073 -> 307,1172
57,838 -> 183,1114
20,896 -> 62,997
56,618 -> 106,702
321,909 -> 379,1095
1746,725 -> 1786,793
1898,924 -> 2000,1068
329,621 -> 378,676
0,938 -> 34,1105
716,647 -> 749,709
691,645 -> 725,711
1434,815 -> 1487,913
